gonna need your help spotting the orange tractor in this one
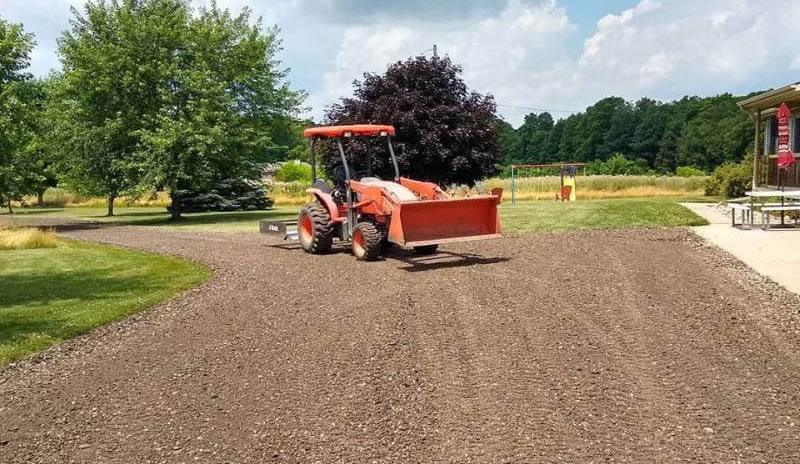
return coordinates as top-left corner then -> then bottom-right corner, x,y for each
262,124 -> 501,260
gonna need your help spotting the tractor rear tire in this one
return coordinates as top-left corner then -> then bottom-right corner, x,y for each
298,202 -> 333,254
413,245 -> 439,255
352,222 -> 381,261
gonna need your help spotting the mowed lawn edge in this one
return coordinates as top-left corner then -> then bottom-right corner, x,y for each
0,238 -> 211,366
2,197 -> 710,235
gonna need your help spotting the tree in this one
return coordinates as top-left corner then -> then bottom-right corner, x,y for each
139,3 -> 303,219
55,0 -> 165,216
675,94 -> 752,172
56,0 -> 304,219
497,118 -> 521,166
324,56 -> 501,186
15,78 -> 58,206
498,92 -> 754,175
516,112 -> 554,164
0,18 -> 37,213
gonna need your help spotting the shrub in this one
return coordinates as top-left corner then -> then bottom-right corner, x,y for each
705,154 -> 752,198
676,166 -> 706,177
275,160 -> 313,183
586,154 -> 653,176
168,179 -> 273,213
0,227 -> 58,250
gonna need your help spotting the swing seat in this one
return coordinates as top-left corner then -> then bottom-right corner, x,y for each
556,185 -> 572,201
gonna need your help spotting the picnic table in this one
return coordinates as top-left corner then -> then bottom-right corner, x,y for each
743,190 -> 800,229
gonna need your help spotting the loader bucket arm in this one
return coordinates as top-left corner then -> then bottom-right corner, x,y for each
387,196 -> 501,248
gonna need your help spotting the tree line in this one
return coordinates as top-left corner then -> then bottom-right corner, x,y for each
0,0 -> 303,218
499,93 -> 756,175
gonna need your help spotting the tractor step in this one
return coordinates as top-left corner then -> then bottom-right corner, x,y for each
259,219 -> 298,241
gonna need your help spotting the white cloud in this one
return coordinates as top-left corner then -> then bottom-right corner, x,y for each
566,0 -> 798,109
310,0 -> 575,123
311,0 -> 800,126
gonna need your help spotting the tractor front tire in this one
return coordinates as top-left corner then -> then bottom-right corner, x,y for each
298,202 -> 333,254
352,222 -> 381,261
413,245 -> 439,255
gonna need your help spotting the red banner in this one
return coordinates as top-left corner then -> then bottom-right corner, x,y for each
776,102 -> 796,169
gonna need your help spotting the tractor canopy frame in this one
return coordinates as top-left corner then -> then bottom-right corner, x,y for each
304,124 -> 401,238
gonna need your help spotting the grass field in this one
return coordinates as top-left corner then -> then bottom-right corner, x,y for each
2,196 -> 710,235
0,239 -> 210,366
499,198 -> 708,234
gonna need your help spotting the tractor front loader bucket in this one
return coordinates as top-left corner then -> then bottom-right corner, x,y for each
387,196 -> 501,248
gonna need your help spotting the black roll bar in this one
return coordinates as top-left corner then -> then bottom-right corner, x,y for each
309,137 -> 317,182
387,136 -> 400,182
337,138 -> 355,236
305,131 -> 399,239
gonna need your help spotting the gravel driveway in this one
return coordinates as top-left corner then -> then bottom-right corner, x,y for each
1,224 -> 800,463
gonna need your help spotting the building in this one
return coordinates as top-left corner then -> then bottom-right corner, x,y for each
738,83 -> 800,189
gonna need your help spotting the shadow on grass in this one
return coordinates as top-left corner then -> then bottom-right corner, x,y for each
52,223 -> 116,232
0,269 -> 157,309
0,269 -> 168,355
0,208 -> 65,216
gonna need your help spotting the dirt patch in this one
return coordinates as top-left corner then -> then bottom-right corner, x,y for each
1,224 -> 800,463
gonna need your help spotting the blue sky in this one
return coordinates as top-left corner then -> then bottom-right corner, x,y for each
2,0 -> 798,126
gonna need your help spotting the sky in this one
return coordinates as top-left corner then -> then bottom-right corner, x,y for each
2,0 -> 799,127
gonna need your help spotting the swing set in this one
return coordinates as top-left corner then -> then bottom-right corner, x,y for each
510,163 -> 586,205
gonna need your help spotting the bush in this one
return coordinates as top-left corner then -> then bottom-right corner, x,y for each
676,166 -> 706,177
586,154 -> 653,176
275,160 -> 312,183
705,154 -> 752,198
168,179 -> 273,213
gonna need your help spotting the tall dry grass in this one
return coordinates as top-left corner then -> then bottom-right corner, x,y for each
480,175 -> 707,201
24,188 -> 171,208
0,227 -> 58,250
270,182 -> 313,205
22,175 -> 707,209
268,175 -> 708,205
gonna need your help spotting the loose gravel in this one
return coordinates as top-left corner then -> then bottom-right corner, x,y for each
1,222 -> 800,463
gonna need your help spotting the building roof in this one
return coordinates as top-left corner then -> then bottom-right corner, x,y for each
738,82 -> 800,112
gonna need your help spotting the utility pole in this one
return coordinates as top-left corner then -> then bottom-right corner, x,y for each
432,44 -> 438,58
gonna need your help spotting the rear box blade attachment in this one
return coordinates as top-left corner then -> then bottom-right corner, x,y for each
259,219 -> 299,241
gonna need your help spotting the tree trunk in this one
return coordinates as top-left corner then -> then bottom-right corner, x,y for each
170,190 -> 182,220
37,190 -> 45,207
107,195 -> 115,217
7,200 -> 13,214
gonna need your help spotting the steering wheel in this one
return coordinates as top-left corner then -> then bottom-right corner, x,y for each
332,167 -> 376,186
352,170 -> 374,181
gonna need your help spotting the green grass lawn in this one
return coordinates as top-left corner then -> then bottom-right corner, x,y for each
498,197 -> 709,234
2,196 -> 711,235
0,239 -> 210,366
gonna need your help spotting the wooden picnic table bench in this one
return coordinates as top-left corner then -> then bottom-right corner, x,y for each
744,190 -> 800,228
728,203 -> 751,227
760,205 -> 800,230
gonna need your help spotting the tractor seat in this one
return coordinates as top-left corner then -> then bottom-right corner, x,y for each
360,178 -> 418,202
312,178 -> 333,194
